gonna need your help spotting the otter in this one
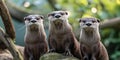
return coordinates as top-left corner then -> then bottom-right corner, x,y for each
79,17 -> 109,60
24,15 -> 48,60
48,11 -> 82,59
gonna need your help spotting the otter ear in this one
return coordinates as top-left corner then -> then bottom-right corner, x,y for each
79,18 -> 81,23
24,17 -> 27,20
47,13 -> 51,17
97,18 -> 100,23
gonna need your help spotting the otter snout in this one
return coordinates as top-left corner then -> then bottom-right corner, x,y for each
31,20 -> 37,23
55,15 -> 61,18
86,23 -> 92,26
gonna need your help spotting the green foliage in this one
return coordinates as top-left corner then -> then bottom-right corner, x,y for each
111,51 -> 120,60
8,0 -> 52,14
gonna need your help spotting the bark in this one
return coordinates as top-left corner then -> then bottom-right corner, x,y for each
40,53 -> 79,60
0,0 -> 15,40
47,0 -> 59,10
100,18 -> 120,29
0,0 -> 23,60
0,45 -> 24,60
0,27 -> 23,60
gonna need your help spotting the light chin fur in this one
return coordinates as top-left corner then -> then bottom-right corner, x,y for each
53,19 -> 63,24
26,23 -> 39,32
83,26 -> 95,30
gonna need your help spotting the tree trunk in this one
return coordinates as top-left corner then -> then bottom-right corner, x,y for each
0,0 -> 15,40
0,0 -> 23,60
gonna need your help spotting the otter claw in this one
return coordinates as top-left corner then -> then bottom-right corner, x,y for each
83,56 -> 89,60
49,49 -> 56,53
63,50 -> 72,56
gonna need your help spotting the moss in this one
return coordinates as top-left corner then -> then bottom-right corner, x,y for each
40,53 -> 79,60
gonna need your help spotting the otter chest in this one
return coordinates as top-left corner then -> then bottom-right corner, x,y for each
25,33 -> 44,44
54,34 -> 71,48
81,41 -> 101,54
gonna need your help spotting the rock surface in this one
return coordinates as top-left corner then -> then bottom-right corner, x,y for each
40,53 -> 79,60
0,45 -> 24,60
0,46 -> 79,60
0,49 -> 13,60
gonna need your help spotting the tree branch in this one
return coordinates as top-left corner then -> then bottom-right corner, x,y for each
0,27 -> 23,60
0,0 -> 23,60
47,0 -> 59,10
0,0 -> 15,40
100,18 -> 120,29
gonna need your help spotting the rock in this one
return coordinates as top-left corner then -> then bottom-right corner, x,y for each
0,46 -> 80,60
40,53 -> 79,60
0,49 -> 13,60
0,45 -> 24,60
16,45 -> 24,56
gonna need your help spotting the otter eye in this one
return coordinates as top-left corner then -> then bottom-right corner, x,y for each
36,17 -> 40,20
60,12 -> 64,15
82,20 -> 86,23
51,13 -> 55,16
27,18 -> 31,21
92,20 -> 96,23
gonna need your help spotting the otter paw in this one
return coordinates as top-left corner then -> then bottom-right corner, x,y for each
48,49 -> 56,53
83,56 -> 89,60
91,56 -> 96,60
63,50 -> 72,56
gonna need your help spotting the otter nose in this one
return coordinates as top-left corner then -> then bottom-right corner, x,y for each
55,15 -> 61,18
31,20 -> 36,23
86,23 -> 92,26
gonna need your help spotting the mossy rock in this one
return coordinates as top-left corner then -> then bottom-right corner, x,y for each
0,45 -> 24,60
0,49 -> 13,60
40,53 -> 79,60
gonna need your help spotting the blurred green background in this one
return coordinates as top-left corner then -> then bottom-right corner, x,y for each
0,0 -> 120,60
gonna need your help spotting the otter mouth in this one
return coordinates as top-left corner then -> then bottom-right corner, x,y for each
29,24 -> 39,31
83,27 -> 94,31
53,20 -> 63,29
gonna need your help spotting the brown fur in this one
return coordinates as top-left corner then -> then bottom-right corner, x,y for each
48,11 -> 82,59
24,15 -> 48,60
79,18 -> 109,60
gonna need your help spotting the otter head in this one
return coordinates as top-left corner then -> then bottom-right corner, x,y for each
48,11 -> 69,29
79,18 -> 100,31
24,15 -> 44,31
